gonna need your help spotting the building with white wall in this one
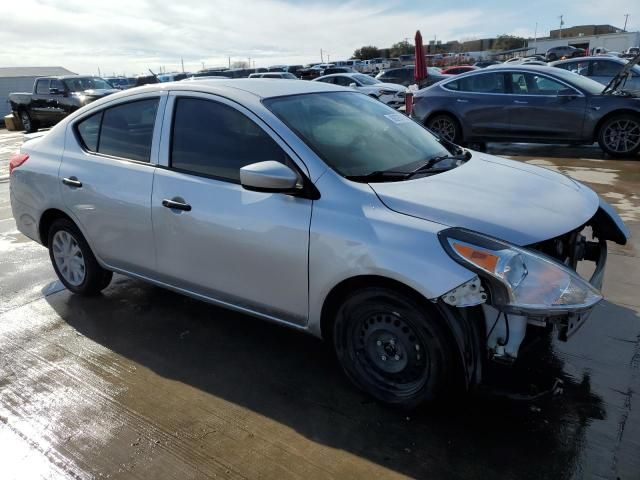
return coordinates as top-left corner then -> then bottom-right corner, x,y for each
529,31 -> 640,55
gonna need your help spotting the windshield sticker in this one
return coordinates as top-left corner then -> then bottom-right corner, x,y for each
384,113 -> 411,124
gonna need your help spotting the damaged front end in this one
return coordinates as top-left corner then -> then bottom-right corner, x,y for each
437,198 -> 629,368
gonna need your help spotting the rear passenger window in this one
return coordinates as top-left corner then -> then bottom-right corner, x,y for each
457,73 -> 506,93
99,100 -> 159,162
35,79 -> 49,94
76,112 -> 102,151
75,99 -> 159,162
171,98 -> 288,182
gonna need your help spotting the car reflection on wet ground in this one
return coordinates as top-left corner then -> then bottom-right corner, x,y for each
0,131 -> 638,479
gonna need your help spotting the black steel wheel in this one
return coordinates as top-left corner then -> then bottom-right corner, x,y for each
20,110 -> 36,133
333,288 -> 455,408
598,114 -> 640,158
427,114 -> 460,143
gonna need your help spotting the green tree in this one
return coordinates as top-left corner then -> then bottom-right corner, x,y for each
352,45 -> 381,60
390,40 -> 415,58
493,34 -> 527,51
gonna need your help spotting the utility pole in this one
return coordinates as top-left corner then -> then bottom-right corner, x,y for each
559,15 -> 564,39
181,58 -> 184,73
320,48 -> 324,62
202,62 -> 205,70
327,53 -> 330,63
228,57 -> 231,68
534,22 -> 538,53
98,66 -> 101,77
623,14 -> 629,31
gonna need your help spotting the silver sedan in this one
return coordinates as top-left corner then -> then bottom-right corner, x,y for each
9,79 -> 628,407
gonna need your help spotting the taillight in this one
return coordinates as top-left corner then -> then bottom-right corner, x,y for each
9,153 -> 29,175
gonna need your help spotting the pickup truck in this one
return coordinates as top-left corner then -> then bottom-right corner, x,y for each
9,76 -> 118,132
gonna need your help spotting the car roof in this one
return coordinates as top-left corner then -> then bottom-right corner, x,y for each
483,64 -> 566,73
550,55 -> 626,65
105,78 -> 345,100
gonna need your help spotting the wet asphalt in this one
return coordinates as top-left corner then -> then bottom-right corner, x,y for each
0,129 -> 639,479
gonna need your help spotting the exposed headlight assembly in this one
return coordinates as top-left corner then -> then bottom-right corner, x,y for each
439,228 -> 602,314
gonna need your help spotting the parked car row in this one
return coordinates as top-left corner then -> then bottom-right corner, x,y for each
411,64 -> 640,157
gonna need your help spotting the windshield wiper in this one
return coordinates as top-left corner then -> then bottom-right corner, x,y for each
346,170 -> 411,182
406,150 -> 472,178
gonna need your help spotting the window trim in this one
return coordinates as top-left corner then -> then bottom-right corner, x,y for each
71,93 -> 167,166
438,70 -> 584,97
163,93 -> 317,200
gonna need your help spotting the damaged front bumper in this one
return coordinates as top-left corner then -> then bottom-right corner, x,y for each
440,198 -> 629,364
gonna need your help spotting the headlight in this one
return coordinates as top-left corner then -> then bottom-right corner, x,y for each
439,229 -> 602,313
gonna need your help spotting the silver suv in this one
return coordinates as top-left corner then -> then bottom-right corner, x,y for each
9,80 -> 628,407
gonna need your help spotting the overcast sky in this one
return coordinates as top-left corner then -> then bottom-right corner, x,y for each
1,0 -> 638,76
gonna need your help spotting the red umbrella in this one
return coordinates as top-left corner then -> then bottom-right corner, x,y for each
414,30 -> 426,85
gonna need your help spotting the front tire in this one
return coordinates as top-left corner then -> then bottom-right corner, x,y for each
597,114 -> 640,158
333,288 -> 455,408
48,219 -> 112,295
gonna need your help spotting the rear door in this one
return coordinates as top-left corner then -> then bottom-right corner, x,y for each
590,59 -> 624,86
150,92 -> 312,324
507,71 -> 586,140
59,93 -> 166,275
441,71 -> 510,138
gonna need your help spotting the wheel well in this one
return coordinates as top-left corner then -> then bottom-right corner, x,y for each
39,209 -> 74,247
320,275 -> 478,388
592,110 -> 640,142
320,275 -> 434,341
424,110 -> 462,130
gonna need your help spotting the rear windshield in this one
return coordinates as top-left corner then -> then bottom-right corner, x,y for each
64,77 -> 113,92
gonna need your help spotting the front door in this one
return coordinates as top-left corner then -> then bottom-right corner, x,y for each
507,72 -> 586,140
151,94 -> 312,325
59,94 -> 165,274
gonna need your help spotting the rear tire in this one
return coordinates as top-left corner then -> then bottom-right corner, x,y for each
427,114 -> 461,144
47,219 -> 112,296
19,110 -> 36,133
597,114 -> 640,158
333,288 -> 455,408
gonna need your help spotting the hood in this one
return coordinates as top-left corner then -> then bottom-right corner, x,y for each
81,88 -> 119,98
369,153 -> 600,246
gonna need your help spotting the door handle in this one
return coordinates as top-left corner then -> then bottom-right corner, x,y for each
513,100 -> 528,104
456,99 -> 469,103
162,199 -> 192,211
62,177 -> 82,188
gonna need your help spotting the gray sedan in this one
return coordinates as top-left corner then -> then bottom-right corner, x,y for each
412,65 -> 640,157
550,56 -> 640,94
9,79 -> 628,407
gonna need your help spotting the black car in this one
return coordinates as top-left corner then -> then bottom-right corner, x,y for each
375,66 -> 451,87
322,67 -> 355,75
411,65 -> 640,157
546,46 -> 585,61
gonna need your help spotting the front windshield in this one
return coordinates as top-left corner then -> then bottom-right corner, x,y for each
353,74 -> 380,85
265,92 -> 449,177
64,77 -> 113,91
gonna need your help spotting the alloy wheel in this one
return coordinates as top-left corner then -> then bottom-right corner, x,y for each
603,119 -> 640,154
52,230 -> 86,286
430,117 -> 457,142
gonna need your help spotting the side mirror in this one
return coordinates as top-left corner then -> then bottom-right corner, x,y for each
349,82 -> 357,88
240,161 -> 301,193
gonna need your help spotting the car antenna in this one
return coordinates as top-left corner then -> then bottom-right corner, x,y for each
602,51 -> 640,95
